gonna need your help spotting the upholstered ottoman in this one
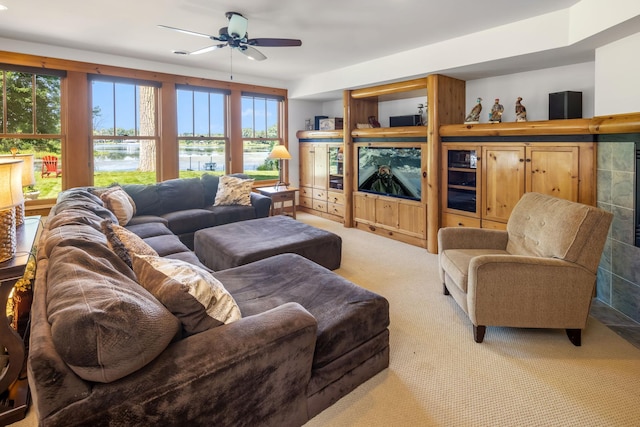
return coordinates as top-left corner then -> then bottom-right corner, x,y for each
194,215 -> 342,270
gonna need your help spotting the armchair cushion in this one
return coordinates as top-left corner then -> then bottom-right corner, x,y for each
440,249 -> 508,293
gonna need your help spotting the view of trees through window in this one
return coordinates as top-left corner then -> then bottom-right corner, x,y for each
0,69 -> 63,200
91,79 -> 159,186
241,94 -> 281,180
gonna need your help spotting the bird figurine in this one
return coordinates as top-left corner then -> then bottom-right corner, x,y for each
465,97 -> 482,123
515,97 -> 527,122
489,98 -> 504,123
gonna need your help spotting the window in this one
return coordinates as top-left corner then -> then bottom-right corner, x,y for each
241,93 -> 283,181
91,76 -> 159,186
177,85 -> 228,178
0,67 -> 63,200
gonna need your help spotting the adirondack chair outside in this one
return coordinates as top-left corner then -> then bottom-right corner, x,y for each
41,155 -> 62,178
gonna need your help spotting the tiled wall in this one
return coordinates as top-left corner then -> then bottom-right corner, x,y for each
596,141 -> 640,323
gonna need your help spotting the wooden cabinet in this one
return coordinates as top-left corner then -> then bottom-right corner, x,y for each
442,141 -> 590,229
298,141 -> 344,221
353,192 -> 426,246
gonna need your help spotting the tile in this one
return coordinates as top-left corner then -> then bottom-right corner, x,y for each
611,141 -> 635,172
611,205 -> 635,245
596,170 -> 612,204
596,141 -> 612,171
596,268 -> 611,303
591,299 -> 636,326
611,240 -> 640,285
607,326 -> 640,349
611,275 -> 640,323
611,171 -> 634,209
599,235 -> 612,271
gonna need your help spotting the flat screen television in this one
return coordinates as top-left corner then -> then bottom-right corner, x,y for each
357,145 -> 421,201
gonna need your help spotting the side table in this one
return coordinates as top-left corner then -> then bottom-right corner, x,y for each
256,186 -> 299,219
0,216 -> 40,424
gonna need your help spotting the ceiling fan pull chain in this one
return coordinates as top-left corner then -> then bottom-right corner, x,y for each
230,47 -> 233,80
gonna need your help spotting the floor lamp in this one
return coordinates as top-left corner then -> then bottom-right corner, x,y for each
269,145 -> 292,190
0,159 -> 25,263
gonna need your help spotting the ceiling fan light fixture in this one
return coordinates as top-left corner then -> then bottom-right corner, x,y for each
227,12 -> 248,38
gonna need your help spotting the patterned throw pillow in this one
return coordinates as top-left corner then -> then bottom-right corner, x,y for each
101,220 -> 158,268
132,254 -> 242,336
100,186 -> 136,225
213,175 -> 255,206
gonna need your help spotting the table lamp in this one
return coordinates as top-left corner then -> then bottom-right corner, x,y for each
0,159 -> 25,263
268,145 -> 292,189
0,151 -> 35,226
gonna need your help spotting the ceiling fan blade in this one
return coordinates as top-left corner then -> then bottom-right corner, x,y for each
239,45 -> 267,61
190,44 -> 227,55
248,38 -> 302,47
158,24 -> 216,40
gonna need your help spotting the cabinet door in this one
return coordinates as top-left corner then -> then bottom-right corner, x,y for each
353,193 -> 376,224
398,201 -> 425,237
299,143 -> 314,188
312,143 -> 328,189
527,146 -> 579,202
482,146 -> 525,223
442,146 -> 480,217
375,198 -> 398,229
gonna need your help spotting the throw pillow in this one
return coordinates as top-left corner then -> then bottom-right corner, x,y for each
102,220 -> 158,268
100,186 -> 136,225
213,175 -> 254,206
132,254 -> 242,336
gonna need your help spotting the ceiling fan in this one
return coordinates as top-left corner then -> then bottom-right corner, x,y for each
159,11 -> 302,61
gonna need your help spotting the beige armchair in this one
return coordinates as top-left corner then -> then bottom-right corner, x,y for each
438,192 -> 613,346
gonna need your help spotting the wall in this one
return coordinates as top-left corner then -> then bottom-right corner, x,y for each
594,32 -> 640,323
464,62 -> 595,122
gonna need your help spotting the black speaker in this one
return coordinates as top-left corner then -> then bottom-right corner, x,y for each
390,114 -> 421,127
549,91 -> 582,120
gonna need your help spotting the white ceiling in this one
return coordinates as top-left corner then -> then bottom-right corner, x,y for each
0,0 -> 583,84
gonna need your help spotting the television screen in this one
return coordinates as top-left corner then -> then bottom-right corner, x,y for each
357,146 -> 421,201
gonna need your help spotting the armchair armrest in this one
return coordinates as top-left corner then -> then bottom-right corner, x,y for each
467,255 -> 596,328
250,192 -> 272,218
438,227 -> 508,251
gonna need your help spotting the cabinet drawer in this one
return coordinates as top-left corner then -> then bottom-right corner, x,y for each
270,193 -> 295,203
328,202 -> 344,217
327,191 -> 344,205
313,189 -> 327,200
442,213 -> 480,228
299,196 -> 313,209
313,200 -> 328,212
300,186 -> 313,198
481,219 -> 507,230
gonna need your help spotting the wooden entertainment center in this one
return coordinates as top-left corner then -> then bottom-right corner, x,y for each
297,74 -> 638,253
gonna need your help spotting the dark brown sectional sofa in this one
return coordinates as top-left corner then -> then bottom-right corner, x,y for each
28,179 -> 390,426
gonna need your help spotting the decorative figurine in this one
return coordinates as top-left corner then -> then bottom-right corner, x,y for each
489,98 -> 504,123
515,97 -> 527,122
464,97 -> 482,123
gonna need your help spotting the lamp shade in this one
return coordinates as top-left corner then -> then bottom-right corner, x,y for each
268,145 -> 292,160
0,153 -> 35,187
0,159 -> 24,209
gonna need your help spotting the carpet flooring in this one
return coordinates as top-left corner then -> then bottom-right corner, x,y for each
299,213 -> 640,427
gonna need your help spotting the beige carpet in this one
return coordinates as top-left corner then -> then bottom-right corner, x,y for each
298,213 -> 640,427
11,213 -> 640,426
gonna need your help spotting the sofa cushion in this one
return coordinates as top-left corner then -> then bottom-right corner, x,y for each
122,183 -> 162,216
46,243 -> 180,383
201,173 -> 220,206
102,220 -> 158,268
157,177 -> 205,214
125,222 -> 174,239
132,254 -> 241,335
143,234 -> 193,257
214,175 -> 254,206
100,186 -> 136,225
214,253 -> 389,369
162,209 -> 217,236
207,205 -> 258,226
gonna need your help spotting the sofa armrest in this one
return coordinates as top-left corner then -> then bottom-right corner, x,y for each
438,227 -> 509,252
41,302 -> 317,427
251,191 -> 272,218
467,255 -> 596,328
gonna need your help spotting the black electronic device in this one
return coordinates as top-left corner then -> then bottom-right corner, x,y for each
549,91 -> 582,120
389,114 -> 422,127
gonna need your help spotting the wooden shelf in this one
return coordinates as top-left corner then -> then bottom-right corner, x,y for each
440,119 -> 591,137
296,130 -> 343,139
351,126 -> 427,139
